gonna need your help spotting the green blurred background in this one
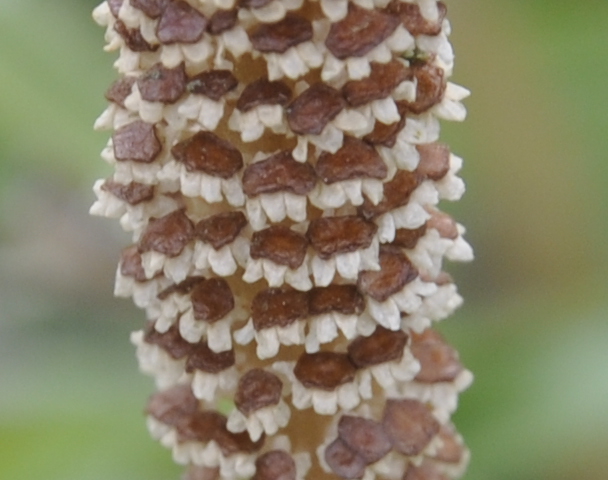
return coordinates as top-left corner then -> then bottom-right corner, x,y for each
1,1 -> 607,479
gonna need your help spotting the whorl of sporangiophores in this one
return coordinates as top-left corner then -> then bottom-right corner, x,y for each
90,0 -> 473,479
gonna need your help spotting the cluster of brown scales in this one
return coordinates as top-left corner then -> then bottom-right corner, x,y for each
91,0 -> 474,479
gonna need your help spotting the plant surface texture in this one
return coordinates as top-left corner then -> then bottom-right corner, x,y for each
91,0 -> 473,479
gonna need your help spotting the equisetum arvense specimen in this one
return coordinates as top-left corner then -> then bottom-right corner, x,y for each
90,0 -> 473,479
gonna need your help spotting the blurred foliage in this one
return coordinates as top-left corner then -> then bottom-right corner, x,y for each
0,1 -> 607,480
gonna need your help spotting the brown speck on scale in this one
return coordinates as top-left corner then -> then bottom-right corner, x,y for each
91,0 -> 474,478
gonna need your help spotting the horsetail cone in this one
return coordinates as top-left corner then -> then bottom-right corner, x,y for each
91,0 -> 473,479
